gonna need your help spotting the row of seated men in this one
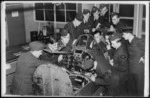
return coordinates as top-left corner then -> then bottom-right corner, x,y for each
10,5 -> 145,96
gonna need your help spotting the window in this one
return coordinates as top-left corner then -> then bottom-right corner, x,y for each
141,4 -> 146,39
34,3 -> 77,22
119,4 -> 135,27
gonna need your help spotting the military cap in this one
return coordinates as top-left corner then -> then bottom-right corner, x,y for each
83,9 -> 90,14
75,13 -> 83,21
110,12 -> 120,18
100,4 -> 108,9
60,29 -> 69,36
91,6 -> 99,14
29,41 -> 46,51
109,33 -> 122,41
121,27 -> 133,33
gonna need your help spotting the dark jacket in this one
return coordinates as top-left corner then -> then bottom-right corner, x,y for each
64,22 -> 83,40
114,21 -> 127,33
92,41 -> 107,53
108,44 -> 129,96
11,52 -> 48,95
99,11 -> 111,28
91,15 -> 101,29
127,36 -> 145,96
78,16 -> 94,34
111,44 -> 129,72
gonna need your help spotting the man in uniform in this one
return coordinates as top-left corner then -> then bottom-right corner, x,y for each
79,9 -> 93,34
91,6 -> 101,33
64,13 -> 83,41
122,28 -> 145,96
91,30 -> 107,54
110,12 -> 127,33
11,41 -> 48,95
41,29 -> 73,63
99,4 -> 110,28
106,33 -> 129,96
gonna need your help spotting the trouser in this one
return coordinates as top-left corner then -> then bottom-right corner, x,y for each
129,61 -> 144,96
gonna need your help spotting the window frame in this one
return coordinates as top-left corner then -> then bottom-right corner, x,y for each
34,3 -> 78,23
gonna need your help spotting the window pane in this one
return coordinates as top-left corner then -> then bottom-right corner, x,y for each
141,34 -> 145,40
56,3 -> 64,10
142,20 -> 145,32
120,19 -> 133,27
35,10 -> 44,20
35,3 -> 44,9
66,3 -> 76,10
143,4 -> 146,18
66,11 -> 76,22
44,3 -> 54,9
45,10 -> 54,21
110,4 -> 113,13
56,11 -> 65,22
119,4 -> 134,17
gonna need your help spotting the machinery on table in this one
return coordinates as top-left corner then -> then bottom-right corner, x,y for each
32,34 -> 111,96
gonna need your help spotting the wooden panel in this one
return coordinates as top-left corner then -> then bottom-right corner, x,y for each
6,4 -> 26,46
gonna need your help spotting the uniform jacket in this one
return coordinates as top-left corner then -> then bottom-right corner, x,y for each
91,15 -> 102,29
128,36 -> 145,73
127,36 -> 145,96
11,52 -> 48,95
92,41 -> 107,53
107,44 -> 129,96
99,11 -> 111,28
114,21 -> 127,33
78,16 -> 94,34
111,44 -> 129,72
64,22 -> 83,40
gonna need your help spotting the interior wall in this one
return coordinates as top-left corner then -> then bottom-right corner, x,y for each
23,3 -> 39,43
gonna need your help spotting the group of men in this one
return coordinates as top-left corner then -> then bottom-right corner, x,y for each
10,4 -> 145,96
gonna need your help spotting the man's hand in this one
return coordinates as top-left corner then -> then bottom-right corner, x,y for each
109,25 -> 115,32
58,55 -> 63,62
48,43 -> 58,52
139,57 -> 145,64
90,61 -> 97,71
109,59 -> 114,66
92,28 -> 96,32
90,74 -> 96,82
106,44 -> 111,50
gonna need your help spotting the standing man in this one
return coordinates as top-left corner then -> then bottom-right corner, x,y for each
110,12 -> 127,33
64,13 -> 83,41
99,4 -> 110,28
11,41 -> 48,95
79,9 -> 93,34
91,6 -> 101,33
122,28 -> 145,96
106,33 -> 129,96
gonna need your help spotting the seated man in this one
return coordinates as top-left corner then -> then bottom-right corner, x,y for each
41,29 -> 74,64
90,30 -> 107,54
10,41 -> 49,95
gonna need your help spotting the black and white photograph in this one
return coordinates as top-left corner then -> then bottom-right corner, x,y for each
1,0 -> 149,97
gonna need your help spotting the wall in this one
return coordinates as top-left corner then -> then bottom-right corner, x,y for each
23,3 -> 39,43
82,3 -> 94,11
